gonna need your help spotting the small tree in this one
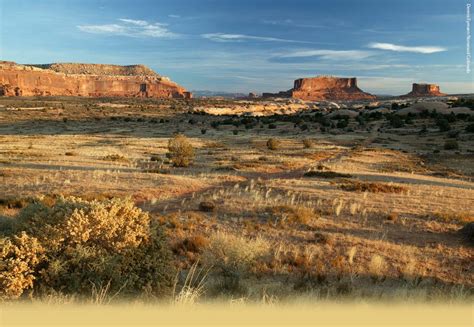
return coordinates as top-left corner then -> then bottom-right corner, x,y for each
168,134 -> 195,167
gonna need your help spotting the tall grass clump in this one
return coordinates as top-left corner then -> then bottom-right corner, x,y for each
202,232 -> 270,293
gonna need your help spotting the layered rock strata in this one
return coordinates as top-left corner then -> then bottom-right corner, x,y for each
263,76 -> 375,101
401,83 -> 445,97
0,61 -> 191,98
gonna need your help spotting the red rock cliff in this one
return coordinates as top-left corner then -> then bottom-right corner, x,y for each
0,61 -> 191,99
401,83 -> 445,97
291,76 -> 375,101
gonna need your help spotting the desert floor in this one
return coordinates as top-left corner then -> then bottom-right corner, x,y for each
0,96 -> 472,303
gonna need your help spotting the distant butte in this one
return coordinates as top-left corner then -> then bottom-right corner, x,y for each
0,61 -> 191,99
400,83 -> 446,98
263,76 -> 375,101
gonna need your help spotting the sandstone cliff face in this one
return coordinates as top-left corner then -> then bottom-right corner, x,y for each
0,61 -> 191,99
263,76 -> 375,101
291,76 -> 375,101
401,83 -> 446,97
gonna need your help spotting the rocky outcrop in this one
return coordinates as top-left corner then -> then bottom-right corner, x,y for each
401,83 -> 446,97
0,61 -> 191,98
292,76 -> 375,101
263,76 -> 375,101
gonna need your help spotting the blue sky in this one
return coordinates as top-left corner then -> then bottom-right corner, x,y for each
0,0 -> 472,94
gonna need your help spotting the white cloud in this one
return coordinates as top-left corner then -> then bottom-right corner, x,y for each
168,14 -> 181,18
201,33 -> 310,43
262,19 -> 327,29
118,18 -> 149,26
276,49 -> 375,60
77,18 -> 177,38
368,42 -> 446,54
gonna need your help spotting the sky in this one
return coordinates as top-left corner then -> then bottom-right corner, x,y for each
0,0 -> 472,94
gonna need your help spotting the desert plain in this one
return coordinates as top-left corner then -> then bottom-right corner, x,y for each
0,95 -> 472,304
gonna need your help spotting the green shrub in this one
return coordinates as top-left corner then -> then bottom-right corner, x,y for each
444,139 -> 459,150
167,134 -> 195,167
389,115 -> 404,128
336,119 -> 349,129
436,119 -> 451,132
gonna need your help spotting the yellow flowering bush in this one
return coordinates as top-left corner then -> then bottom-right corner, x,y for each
0,197 -> 174,300
0,232 -> 43,299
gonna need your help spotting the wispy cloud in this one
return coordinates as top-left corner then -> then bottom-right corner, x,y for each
368,42 -> 446,54
201,33 -> 310,43
261,18 -> 346,28
118,18 -> 149,26
78,18 -> 178,38
275,49 -> 375,60
168,14 -> 181,18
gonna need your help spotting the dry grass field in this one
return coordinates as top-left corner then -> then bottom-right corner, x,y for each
0,96 -> 472,304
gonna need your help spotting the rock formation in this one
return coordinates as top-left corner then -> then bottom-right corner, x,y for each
401,83 -> 446,97
0,61 -> 191,98
263,76 -> 375,101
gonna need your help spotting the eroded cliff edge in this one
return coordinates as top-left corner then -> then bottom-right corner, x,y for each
401,83 -> 446,98
0,61 -> 191,98
263,76 -> 375,101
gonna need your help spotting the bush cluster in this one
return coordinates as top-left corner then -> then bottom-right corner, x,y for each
167,134 -> 195,167
0,197 -> 174,300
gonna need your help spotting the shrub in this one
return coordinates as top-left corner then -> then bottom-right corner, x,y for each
202,232 -> 270,274
174,235 -> 209,254
0,197 -> 174,300
198,201 -> 216,212
432,211 -> 473,224
336,119 -> 349,129
465,123 -> 474,133
389,115 -> 404,128
313,232 -> 335,245
459,222 -> 474,244
102,154 -> 128,162
444,139 -> 459,150
266,138 -> 280,150
0,232 -> 44,299
387,212 -> 399,222
0,197 -> 30,209
303,171 -> 351,178
339,180 -> 407,193
267,205 -> 317,226
302,139 -> 314,149
436,119 -> 451,132
299,124 -> 309,131
168,134 -> 195,167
